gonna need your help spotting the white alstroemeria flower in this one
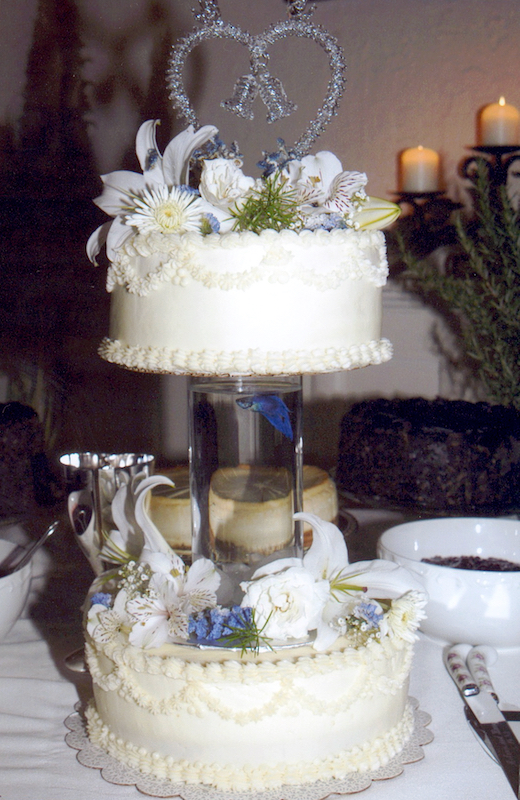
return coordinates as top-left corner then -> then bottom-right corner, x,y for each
145,552 -> 220,609
142,549 -> 186,586
181,557 -> 221,612
127,581 -> 189,648
199,157 -> 256,231
127,557 -> 220,649
241,565 -> 329,641
87,120 -> 218,263
284,152 -> 367,213
283,152 -> 399,231
87,588 -> 130,644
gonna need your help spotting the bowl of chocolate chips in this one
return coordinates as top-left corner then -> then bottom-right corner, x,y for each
377,517 -> 520,647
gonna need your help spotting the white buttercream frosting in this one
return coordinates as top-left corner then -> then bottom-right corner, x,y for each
100,226 -> 392,376
99,337 -> 393,376
106,228 -> 389,296
85,632 -> 414,792
85,701 -> 414,791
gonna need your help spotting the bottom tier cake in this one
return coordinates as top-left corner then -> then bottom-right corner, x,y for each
83,476 -> 426,793
85,632 -> 414,792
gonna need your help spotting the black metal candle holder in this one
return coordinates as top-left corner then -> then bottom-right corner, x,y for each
394,190 -> 445,222
461,144 -> 520,187
387,190 -> 462,271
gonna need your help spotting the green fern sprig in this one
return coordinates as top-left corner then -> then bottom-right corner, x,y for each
230,173 -> 302,233
217,610 -> 274,656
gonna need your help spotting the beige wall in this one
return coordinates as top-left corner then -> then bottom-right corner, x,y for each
3,0 -> 520,197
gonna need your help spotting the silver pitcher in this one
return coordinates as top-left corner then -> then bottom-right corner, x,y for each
60,452 -> 154,574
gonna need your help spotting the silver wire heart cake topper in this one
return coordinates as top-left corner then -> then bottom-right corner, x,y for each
167,0 -> 346,158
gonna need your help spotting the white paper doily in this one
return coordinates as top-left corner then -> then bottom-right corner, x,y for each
64,698 -> 433,799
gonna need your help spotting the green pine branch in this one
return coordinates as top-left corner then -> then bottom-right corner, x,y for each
398,162 -> 520,409
230,173 -> 301,233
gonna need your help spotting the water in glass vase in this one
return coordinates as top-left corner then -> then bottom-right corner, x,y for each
189,376 -> 303,600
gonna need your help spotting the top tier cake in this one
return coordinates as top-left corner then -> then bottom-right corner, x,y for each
88,122 -> 398,376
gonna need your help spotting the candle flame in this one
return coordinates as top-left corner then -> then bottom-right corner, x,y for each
499,96 -> 506,106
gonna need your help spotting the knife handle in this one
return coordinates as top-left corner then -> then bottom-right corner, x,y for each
444,645 -> 479,696
467,646 -> 499,702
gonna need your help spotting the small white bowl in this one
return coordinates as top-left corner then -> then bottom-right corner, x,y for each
377,517 -> 520,648
0,539 -> 32,641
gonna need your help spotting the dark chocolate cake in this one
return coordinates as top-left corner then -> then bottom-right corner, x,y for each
0,402 -> 56,519
336,397 -> 520,513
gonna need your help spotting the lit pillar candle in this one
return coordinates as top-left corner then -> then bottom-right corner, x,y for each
480,97 -> 520,145
400,146 -> 440,192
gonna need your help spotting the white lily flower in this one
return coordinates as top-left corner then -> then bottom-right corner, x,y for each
294,513 -> 426,650
352,196 -> 401,230
297,512 -> 350,582
87,120 -> 218,263
99,474 -> 177,565
134,474 -> 181,558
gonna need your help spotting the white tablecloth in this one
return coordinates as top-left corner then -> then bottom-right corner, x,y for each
0,512 -> 518,800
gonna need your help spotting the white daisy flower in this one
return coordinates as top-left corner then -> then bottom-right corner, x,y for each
385,590 -> 428,642
124,185 -> 207,235
87,120 -> 218,262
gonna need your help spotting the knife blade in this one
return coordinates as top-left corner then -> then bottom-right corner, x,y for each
445,645 -> 520,797
467,646 -> 520,743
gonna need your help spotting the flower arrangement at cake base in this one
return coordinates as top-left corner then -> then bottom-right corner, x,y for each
82,474 -> 427,793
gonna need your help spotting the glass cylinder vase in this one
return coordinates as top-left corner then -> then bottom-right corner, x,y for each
189,376 -> 303,601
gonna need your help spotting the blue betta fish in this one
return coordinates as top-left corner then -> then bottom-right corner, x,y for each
236,394 -> 293,441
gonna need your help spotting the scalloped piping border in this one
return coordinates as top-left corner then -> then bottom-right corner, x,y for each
108,228 -> 389,297
84,700 -> 415,792
98,337 -> 393,375
65,698 -> 433,799
85,636 -> 413,722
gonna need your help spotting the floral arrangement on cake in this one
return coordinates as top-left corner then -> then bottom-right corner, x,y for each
87,121 -> 399,264
86,474 -> 426,653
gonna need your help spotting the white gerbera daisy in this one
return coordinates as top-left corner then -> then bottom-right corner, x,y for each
385,590 -> 427,642
125,185 -> 206,235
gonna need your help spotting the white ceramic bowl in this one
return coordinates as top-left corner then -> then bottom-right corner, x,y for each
377,517 -> 520,648
0,539 -> 32,641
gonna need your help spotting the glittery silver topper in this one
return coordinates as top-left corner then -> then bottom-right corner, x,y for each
167,0 -> 346,158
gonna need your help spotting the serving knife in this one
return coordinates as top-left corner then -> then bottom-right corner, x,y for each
467,646 -> 520,739
445,645 -> 520,796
